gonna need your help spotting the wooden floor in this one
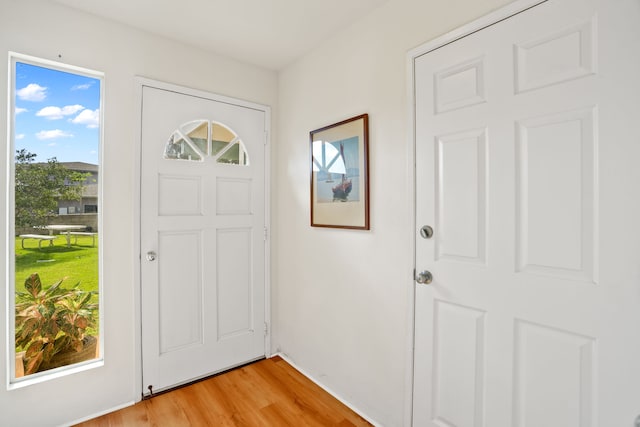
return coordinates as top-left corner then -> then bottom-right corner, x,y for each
75,356 -> 372,426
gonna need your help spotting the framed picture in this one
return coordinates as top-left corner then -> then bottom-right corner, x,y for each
310,114 -> 369,229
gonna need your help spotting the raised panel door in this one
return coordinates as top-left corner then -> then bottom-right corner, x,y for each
140,84 -> 267,393
413,0 -> 640,425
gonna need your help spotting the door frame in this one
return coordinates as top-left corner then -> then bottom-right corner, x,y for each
132,77 -> 271,401
405,0 -> 547,424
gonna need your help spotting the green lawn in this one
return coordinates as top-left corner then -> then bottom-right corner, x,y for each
14,234 -> 100,356
15,235 -> 99,293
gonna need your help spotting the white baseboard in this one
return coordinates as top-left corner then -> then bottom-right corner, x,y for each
274,353 -> 382,427
61,400 -> 135,427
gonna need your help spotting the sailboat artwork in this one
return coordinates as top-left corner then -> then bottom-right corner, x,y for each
310,113 -> 369,230
330,143 -> 353,201
312,136 -> 360,203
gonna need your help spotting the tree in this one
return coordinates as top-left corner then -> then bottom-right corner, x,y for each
14,149 -> 87,229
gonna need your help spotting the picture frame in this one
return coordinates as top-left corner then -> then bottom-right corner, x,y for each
310,114 -> 369,229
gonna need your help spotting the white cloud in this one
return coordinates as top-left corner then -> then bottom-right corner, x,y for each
36,104 -> 85,120
71,108 -> 100,128
15,107 -> 28,115
15,134 -> 25,140
16,83 -> 47,101
71,83 -> 92,91
36,129 -> 73,140
48,142 -> 57,147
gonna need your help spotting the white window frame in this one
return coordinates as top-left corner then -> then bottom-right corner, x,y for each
6,52 -> 105,388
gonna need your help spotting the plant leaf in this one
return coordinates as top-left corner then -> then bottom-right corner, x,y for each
42,342 -> 56,362
24,273 -> 42,298
17,318 -> 39,342
25,339 -> 44,358
78,292 -> 92,307
24,352 -> 43,375
74,317 -> 88,329
54,335 -> 72,353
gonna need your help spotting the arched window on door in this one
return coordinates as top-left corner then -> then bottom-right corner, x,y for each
164,120 -> 249,165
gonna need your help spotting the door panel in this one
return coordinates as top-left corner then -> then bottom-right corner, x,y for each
216,227 -> 253,339
512,320 -> 595,427
141,85 -> 266,393
515,107 -> 596,281
158,230 -> 203,353
436,128 -> 487,263
431,301 -> 486,427
413,0 -> 640,425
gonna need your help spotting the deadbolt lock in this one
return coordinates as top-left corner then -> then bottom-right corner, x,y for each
420,225 -> 434,239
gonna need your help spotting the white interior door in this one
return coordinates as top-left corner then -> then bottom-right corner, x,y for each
413,0 -> 640,425
140,84 -> 267,394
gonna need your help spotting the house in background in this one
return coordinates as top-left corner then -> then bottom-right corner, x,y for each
58,162 -> 98,215
37,161 -> 100,232
0,0 -> 638,426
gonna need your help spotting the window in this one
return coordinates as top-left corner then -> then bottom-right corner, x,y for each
9,53 -> 103,383
164,120 -> 249,165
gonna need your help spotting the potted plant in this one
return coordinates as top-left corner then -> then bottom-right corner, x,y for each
15,273 -> 98,375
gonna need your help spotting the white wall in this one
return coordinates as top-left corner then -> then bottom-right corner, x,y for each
274,0 -> 511,425
0,1 -> 277,425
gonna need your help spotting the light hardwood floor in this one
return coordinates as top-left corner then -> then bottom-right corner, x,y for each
75,356 -> 372,426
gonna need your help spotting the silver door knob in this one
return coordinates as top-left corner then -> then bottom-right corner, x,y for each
146,251 -> 157,261
415,270 -> 433,284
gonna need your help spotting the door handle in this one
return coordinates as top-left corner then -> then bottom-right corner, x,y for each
146,251 -> 157,262
415,270 -> 432,285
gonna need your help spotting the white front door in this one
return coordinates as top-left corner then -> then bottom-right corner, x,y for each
140,83 -> 268,394
413,0 -> 640,425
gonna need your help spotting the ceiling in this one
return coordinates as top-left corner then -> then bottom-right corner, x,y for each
53,0 -> 388,70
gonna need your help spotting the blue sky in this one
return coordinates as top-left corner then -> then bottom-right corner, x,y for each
14,62 -> 100,164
